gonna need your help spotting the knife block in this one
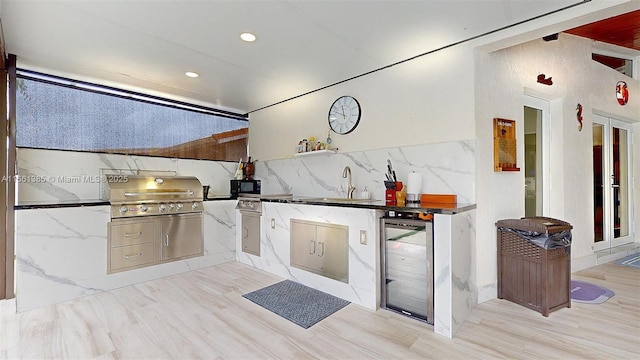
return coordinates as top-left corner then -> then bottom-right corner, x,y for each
385,189 -> 396,205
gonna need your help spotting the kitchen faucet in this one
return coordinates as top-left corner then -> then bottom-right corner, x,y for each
342,166 -> 356,199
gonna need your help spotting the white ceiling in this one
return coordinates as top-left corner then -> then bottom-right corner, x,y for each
0,0 -> 631,115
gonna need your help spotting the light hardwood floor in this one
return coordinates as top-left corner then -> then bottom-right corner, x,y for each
1,261 -> 638,359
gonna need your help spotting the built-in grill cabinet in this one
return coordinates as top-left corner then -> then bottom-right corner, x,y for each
106,175 -> 204,273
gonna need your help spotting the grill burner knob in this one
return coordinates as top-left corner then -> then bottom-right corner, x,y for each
176,203 -> 184,210
119,205 -> 128,213
159,204 -> 166,212
169,203 -> 175,211
140,204 -> 148,212
192,202 -> 199,210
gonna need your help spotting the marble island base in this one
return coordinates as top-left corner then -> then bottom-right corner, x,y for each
14,201 -> 237,312
237,201 -> 477,338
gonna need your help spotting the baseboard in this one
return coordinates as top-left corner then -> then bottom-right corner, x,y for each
477,283 -> 497,304
0,298 -> 17,315
595,244 -> 640,264
572,253 -> 597,272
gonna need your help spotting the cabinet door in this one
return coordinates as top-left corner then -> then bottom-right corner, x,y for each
316,224 -> 349,283
161,214 -> 203,261
241,213 -> 261,256
290,220 -> 318,272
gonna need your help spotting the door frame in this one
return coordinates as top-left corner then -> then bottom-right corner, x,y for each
592,114 -> 634,251
523,95 -> 550,216
2,54 -> 17,299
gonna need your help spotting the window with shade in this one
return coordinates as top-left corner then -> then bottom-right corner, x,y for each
16,71 -> 248,162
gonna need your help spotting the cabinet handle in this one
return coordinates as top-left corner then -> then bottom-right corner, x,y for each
317,242 -> 324,257
124,252 -> 142,259
164,234 -> 169,247
124,232 -> 142,237
309,240 -> 316,254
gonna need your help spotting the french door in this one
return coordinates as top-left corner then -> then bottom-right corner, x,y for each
523,96 -> 550,217
592,114 -> 634,251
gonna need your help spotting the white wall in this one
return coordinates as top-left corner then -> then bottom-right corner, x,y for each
475,33 -> 639,299
249,44 -> 476,160
635,122 -> 640,244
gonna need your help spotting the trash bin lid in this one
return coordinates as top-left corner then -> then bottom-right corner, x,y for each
496,216 -> 572,233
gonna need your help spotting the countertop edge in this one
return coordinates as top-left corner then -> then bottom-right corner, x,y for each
15,196 -> 235,210
262,197 -> 477,214
14,196 -> 476,214
15,201 -> 111,210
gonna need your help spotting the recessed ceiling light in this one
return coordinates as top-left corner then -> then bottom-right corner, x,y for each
185,71 -> 199,78
240,32 -> 257,42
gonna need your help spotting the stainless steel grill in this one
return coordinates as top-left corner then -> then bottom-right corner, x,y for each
106,174 -> 205,273
106,175 -> 203,218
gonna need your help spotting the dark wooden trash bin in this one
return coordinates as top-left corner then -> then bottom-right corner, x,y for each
496,216 -> 572,317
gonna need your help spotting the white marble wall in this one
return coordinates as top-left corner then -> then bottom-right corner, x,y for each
237,202 -> 382,310
433,210 -> 476,338
255,140 -> 475,202
14,200 -> 236,312
16,148 -> 238,203
202,201 -> 237,265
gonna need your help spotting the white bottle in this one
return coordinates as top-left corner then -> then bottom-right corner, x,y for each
361,186 -> 371,200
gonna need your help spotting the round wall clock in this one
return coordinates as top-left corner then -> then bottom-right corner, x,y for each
328,96 -> 361,134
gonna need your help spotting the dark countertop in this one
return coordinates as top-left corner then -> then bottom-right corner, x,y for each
262,195 -> 476,215
14,194 -> 475,214
15,195 -> 235,210
14,199 -> 110,210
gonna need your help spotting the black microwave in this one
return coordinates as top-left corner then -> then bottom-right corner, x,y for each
230,179 -> 261,198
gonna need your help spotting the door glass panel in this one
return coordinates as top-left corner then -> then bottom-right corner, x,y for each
524,106 -> 541,217
612,127 -> 629,238
592,123 -> 604,243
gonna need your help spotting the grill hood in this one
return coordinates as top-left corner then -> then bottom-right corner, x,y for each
107,175 -> 203,204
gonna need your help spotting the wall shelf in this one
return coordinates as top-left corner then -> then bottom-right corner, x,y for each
293,149 -> 337,158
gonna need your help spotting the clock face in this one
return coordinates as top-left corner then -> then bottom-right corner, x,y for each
328,96 -> 361,134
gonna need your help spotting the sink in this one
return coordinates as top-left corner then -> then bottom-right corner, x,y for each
261,193 -> 293,200
305,197 -> 372,203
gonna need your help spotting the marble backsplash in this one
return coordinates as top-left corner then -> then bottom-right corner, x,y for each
16,148 -> 238,203
255,140 -> 475,203
17,140 -> 475,204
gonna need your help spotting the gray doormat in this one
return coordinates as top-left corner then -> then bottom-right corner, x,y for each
242,280 -> 350,328
615,253 -> 640,269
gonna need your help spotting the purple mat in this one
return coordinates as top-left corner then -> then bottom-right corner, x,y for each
570,280 -> 615,304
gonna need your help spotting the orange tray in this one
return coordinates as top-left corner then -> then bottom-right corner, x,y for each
421,194 -> 457,204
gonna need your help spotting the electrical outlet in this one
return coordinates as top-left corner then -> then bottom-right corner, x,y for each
271,218 -> 276,229
360,230 -> 367,245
